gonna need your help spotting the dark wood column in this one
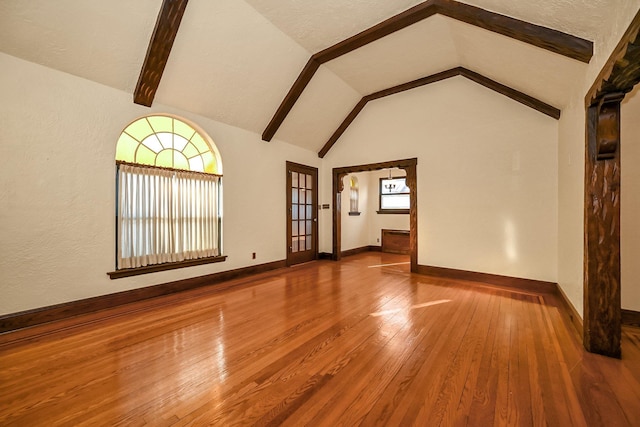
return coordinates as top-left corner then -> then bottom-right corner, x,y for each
332,172 -> 348,261
581,9 -> 640,358
399,164 -> 418,273
583,93 -> 624,358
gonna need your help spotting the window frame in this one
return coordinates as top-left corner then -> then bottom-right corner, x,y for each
378,176 -> 410,214
108,115 -> 225,279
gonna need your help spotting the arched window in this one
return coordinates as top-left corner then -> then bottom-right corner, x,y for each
110,115 -> 224,277
349,175 -> 360,215
115,115 -> 222,173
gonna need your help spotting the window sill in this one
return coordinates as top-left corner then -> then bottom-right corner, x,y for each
108,255 -> 227,279
348,212 -> 361,216
377,209 -> 409,214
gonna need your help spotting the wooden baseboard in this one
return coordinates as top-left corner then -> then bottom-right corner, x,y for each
415,264 -> 557,294
341,245 -> 382,257
318,252 -> 333,260
0,260 -> 286,334
622,309 -> 640,328
555,283 -> 584,336
415,264 -> 587,337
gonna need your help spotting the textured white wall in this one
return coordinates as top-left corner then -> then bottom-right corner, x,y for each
367,170 -> 410,246
322,77 -> 558,282
556,1 -> 640,318
0,52 -> 319,315
340,172 -> 370,251
622,85 -> 640,311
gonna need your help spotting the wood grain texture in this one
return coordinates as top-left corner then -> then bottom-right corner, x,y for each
285,161 -> 319,266
107,255 -> 227,279
340,245 -> 381,257
318,98 -> 368,158
262,59 -> 320,141
583,103 -> 622,358
556,280 -> 584,336
133,0 -> 189,107
382,229 -> 410,255
594,93 -> 625,159
402,161 -> 419,272
265,0 -> 590,142
461,68 -> 561,119
331,171 -> 348,261
318,67 -> 561,158
416,264 -> 558,295
0,260 -> 285,335
435,0 -> 592,62
1,252 -> 638,425
586,10 -> 640,106
622,309 -> 640,328
581,8 -> 640,359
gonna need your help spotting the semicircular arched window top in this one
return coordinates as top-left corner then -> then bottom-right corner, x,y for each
115,115 -> 222,174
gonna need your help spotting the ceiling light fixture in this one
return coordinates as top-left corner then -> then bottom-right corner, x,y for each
385,169 -> 396,191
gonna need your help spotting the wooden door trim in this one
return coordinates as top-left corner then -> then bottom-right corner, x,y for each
332,158 -> 418,272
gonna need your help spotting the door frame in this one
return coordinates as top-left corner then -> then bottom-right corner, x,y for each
286,161 -> 319,266
332,158 -> 418,272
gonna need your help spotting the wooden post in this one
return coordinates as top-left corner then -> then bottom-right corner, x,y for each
332,172 -> 348,261
583,93 -> 624,358
400,164 -> 418,273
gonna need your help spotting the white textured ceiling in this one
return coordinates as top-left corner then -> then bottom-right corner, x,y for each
153,0 -> 310,135
243,0 -> 425,53
0,0 -> 158,93
457,0 -> 610,39
448,19 -> 587,109
0,0 -> 625,153
324,15 -> 461,95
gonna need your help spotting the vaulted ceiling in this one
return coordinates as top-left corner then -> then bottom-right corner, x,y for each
0,0 -> 615,155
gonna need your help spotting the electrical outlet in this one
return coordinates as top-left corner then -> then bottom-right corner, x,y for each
376,238 -> 380,243
252,252 -> 256,259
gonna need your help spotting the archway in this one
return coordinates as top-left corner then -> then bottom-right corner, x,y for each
332,158 -> 418,272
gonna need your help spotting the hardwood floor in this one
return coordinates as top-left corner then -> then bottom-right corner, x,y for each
1,253 -> 639,426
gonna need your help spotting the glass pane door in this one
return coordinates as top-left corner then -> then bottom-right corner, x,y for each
286,162 -> 317,265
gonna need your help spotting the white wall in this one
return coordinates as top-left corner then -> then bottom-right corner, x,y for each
366,170 -> 410,246
622,85 -> 640,311
323,77 -> 559,282
340,172 -> 370,251
556,1 -> 640,317
339,170 -> 410,252
0,52 -> 319,315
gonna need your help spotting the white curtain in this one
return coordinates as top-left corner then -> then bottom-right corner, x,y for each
118,164 -> 221,269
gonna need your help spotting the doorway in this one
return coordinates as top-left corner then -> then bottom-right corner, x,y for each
286,161 -> 318,266
332,158 -> 418,272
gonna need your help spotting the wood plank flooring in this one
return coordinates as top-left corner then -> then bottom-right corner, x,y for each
1,252 -> 639,426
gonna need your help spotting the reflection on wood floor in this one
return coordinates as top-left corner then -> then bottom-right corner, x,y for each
1,252 -> 639,425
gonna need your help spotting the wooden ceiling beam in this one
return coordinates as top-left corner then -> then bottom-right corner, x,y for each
263,0 -> 592,142
134,0 -> 189,107
461,69 -> 561,119
318,67 -> 561,158
435,0 -> 593,63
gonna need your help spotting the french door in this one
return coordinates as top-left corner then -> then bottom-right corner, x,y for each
286,162 -> 318,266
